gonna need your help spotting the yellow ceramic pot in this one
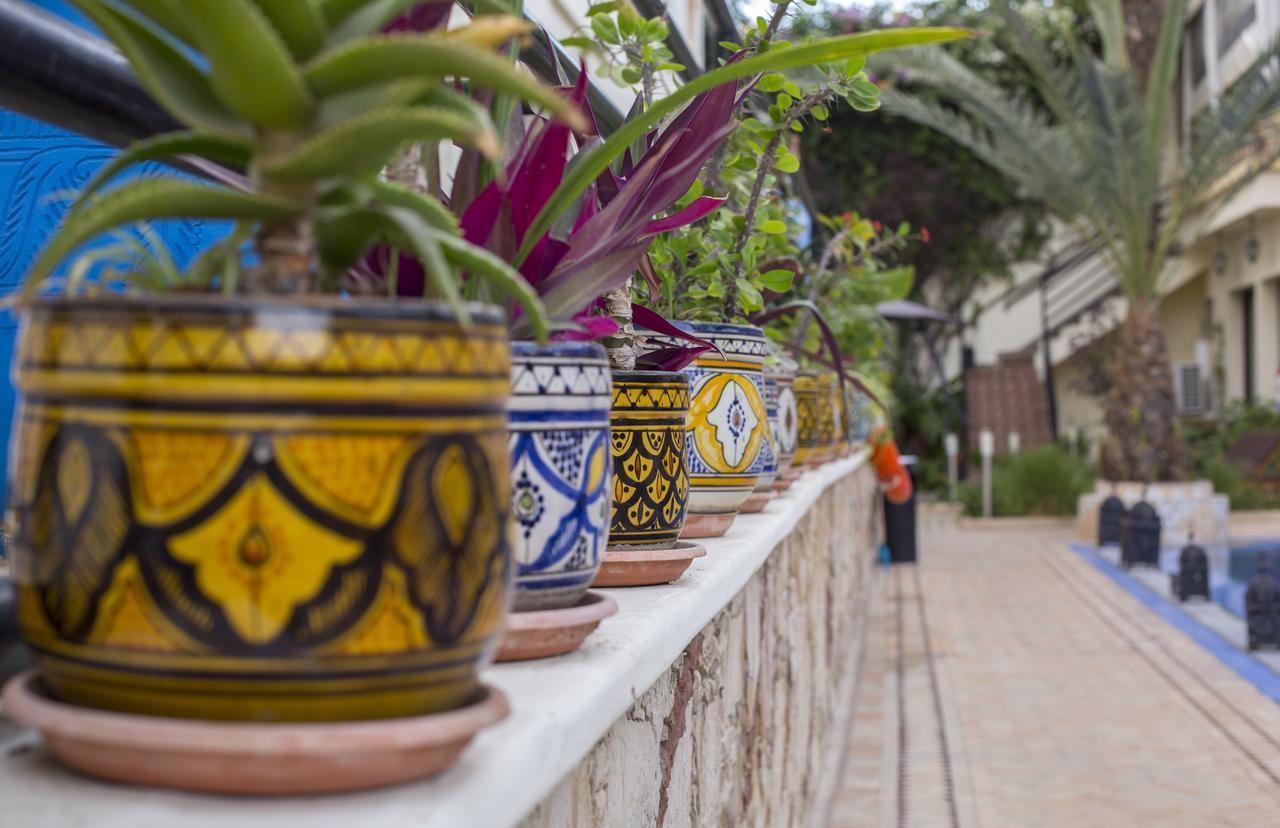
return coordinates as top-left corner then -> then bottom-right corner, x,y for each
794,370 -> 839,467
8,297 -> 512,722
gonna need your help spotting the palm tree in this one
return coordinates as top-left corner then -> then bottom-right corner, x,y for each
879,0 -> 1280,480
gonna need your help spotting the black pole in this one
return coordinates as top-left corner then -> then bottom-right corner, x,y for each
0,0 -> 178,148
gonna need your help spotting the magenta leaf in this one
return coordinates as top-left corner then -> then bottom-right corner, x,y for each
636,345 -> 710,372
382,2 -> 452,33
644,196 -> 727,235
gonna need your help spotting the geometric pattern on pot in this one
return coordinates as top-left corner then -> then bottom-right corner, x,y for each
775,377 -> 798,464
608,371 -> 690,549
642,322 -> 769,517
753,376 -> 781,491
507,342 -> 612,612
8,297 -> 512,723
793,372 -> 823,467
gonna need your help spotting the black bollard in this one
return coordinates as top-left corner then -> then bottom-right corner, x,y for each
1098,494 -> 1126,546
1246,551 -> 1280,650
1171,539 -> 1210,601
1121,500 -> 1161,569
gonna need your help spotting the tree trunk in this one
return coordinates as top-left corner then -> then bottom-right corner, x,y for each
1124,0 -> 1167,88
1100,298 -> 1188,481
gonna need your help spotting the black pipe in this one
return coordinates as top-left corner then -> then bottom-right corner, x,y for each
0,0 -> 179,148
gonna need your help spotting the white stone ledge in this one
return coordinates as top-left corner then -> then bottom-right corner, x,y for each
0,451 -> 870,828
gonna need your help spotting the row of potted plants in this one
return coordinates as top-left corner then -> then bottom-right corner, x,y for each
2,0 -> 956,794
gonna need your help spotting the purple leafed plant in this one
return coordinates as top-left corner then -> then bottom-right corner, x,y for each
368,57 -> 737,367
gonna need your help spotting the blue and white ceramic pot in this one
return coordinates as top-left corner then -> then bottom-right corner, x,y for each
643,322 -> 769,538
507,341 -> 613,611
752,375 -> 781,492
759,348 -> 798,492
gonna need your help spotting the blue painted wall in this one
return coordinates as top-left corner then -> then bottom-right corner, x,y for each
0,0 -> 225,510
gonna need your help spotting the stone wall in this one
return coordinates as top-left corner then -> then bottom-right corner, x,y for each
524,465 -> 881,828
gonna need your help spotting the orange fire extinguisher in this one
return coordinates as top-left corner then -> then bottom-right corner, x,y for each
869,425 -> 913,504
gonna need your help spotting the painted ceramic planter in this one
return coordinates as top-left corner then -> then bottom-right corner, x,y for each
752,376 -> 782,491
794,370 -> 839,467
761,350 -> 798,490
845,381 -> 874,444
8,297 -> 512,722
507,342 -> 612,612
607,371 -> 690,549
644,323 -> 769,536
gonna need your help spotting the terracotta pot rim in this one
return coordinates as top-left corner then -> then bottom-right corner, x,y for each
504,590 -> 619,629
2,671 -> 510,753
603,540 -> 708,561
23,293 -> 505,325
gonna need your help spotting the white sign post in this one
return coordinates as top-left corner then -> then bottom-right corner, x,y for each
979,429 -> 995,519
944,432 -> 959,502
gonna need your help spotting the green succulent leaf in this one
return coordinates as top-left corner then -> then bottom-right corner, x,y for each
251,0 -> 328,60
316,208 -> 388,274
182,0 -> 315,128
67,0 -> 250,138
368,179 -> 460,233
515,26 -> 970,263
264,106 -> 500,180
315,78 -> 438,127
76,132 -> 252,204
381,206 -> 460,308
431,231 -> 549,342
116,0 -> 200,46
323,0 -> 422,46
304,35 -> 587,131
30,180 -> 300,284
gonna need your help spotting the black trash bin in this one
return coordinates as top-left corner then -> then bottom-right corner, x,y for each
884,454 -> 918,564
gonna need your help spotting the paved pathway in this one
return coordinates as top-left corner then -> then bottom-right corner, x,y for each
829,521 -> 1280,827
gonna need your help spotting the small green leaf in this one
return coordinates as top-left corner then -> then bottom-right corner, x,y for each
656,62 -> 686,72
758,268 -> 795,292
845,54 -> 866,75
783,81 -> 803,98
592,15 -> 621,44
730,156 -> 757,171
775,153 -> 800,173
790,121 -> 804,133
776,92 -> 794,109
812,104 -> 829,121
758,72 -> 787,92
718,40 -> 742,50
851,78 -> 881,97
621,67 -> 643,85
646,19 -> 669,41
30,180 -> 299,284
560,36 -> 595,49
758,219 -> 788,234
735,278 -> 764,310
587,2 -> 618,14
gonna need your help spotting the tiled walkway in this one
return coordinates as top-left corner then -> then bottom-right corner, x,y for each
829,521 -> 1280,827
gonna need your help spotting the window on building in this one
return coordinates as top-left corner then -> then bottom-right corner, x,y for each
1188,9 -> 1207,86
1219,0 -> 1257,56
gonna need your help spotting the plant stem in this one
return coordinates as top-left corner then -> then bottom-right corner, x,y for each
721,89 -> 827,318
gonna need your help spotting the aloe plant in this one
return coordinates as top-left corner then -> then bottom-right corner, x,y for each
29,0 -> 591,338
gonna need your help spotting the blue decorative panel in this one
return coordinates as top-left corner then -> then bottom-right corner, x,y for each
0,0 -> 226,512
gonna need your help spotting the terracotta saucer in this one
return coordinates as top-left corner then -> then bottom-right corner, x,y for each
593,541 -> 708,587
496,591 -> 617,662
680,511 -> 738,539
1,671 -> 508,795
739,490 -> 777,514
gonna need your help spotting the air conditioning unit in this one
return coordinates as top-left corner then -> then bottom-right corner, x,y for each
1174,362 -> 1212,416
